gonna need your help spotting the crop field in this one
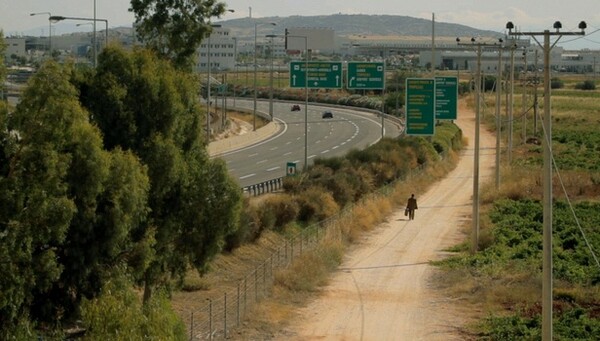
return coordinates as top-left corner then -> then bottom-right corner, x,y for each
438,75 -> 600,339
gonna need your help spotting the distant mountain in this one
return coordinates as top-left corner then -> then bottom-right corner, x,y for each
220,14 -> 502,40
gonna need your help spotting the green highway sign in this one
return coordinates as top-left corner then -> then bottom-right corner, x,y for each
435,76 -> 458,120
405,78 -> 435,136
289,61 -> 343,89
347,62 -> 385,89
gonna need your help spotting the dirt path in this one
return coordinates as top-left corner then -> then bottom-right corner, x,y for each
277,102 -> 496,340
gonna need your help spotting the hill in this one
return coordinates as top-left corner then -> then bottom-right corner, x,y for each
220,14 -> 503,40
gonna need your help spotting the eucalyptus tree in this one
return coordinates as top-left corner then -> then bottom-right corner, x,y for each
0,61 -> 150,327
79,46 -> 242,301
130,0 -> 229,69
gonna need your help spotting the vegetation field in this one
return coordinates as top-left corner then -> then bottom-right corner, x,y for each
438,75 -> 600,339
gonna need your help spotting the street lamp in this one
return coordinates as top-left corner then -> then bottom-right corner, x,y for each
204,9 -> 234,143
507,20 -> 586,340
49,15 -> 108,67
30,12 -> 51,55
266,34 -> 278,120
254,22 -> 277,130
287,34 -> 309,171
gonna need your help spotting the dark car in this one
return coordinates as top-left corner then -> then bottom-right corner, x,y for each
291,104 -> 301,111
322,111 -> 333,119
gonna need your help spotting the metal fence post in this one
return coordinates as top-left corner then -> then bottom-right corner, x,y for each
224,292 -> 227,339
209,299 -> 213,341
190,311 -> 194,341
237,283 -> 240,326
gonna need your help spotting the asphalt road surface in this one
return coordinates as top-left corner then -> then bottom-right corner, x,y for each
218,99 -> 402,188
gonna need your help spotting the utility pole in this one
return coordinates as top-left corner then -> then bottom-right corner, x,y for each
495,45 -> 503,189
507,20 -> 586,341
522,50 -> 527,144
457,37 -> 503,253
508,46 -> 516,163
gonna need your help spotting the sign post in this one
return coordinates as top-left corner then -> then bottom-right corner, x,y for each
347,62 -> 385,89
405,78 -> 435,136
289,61 -> 342,89
435,76 -> 458,120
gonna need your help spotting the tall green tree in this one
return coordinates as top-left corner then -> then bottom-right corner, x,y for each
78,46 -> 242,301
0,61 -> 150,328
129,0 -> 229,69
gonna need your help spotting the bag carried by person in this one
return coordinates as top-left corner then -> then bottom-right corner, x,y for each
404,208 -> 409,216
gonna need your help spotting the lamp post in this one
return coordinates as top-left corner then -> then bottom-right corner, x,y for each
456,37 -> 504,254
507,20 -> 586,340
233,37 -> 237,107
253,22 -> 277,130
287,34 -> 309,171
205,24 -> 221,143
49,15 -> 108,67
203,9 -> 234,143
30,12 -> 51,55
266,34 -> 278,120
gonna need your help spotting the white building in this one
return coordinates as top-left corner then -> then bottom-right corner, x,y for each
197,26 -> 236,72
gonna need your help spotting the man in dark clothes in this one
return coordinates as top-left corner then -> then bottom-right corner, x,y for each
406,194 -> 418,220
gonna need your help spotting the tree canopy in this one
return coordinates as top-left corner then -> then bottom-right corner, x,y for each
0,61 -> 150,329
79,45 -> 242,301
130,0 -> 230,69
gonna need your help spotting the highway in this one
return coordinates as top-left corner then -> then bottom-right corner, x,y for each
216,99 -> 403,188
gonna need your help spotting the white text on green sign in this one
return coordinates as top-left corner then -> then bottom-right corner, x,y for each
405,78 -> 436,136
435,76 -> 458,120
289,61 -> 343,89
347,62 -> 385,89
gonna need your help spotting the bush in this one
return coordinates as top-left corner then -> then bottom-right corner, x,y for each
574,80 -> 596,90
260,194 -> 300,230
295,187 -> 340,222
80,277 -> 186,340
551,77 -> 564,89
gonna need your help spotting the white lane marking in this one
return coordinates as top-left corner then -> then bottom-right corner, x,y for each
267,166 -> 280,172
239,173 -> 256,180
308,154 -> 316,159
321,150 -> 330,154
284,152 -> 292,156
248,153 -> 258,157
256,159 -> 268,164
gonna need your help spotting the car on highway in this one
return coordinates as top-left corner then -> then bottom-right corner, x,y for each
322,110 -> 333,119
291,104 -> 301,111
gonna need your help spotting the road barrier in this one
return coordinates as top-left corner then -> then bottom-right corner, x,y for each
242,177 -> 284,196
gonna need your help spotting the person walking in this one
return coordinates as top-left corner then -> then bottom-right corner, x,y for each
406,194 -> 418,220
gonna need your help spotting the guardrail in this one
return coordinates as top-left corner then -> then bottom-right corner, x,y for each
242,177 -> 285,196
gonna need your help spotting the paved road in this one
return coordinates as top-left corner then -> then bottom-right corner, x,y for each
214,99 -> 402,188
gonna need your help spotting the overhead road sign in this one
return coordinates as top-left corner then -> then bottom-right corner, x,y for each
289,61 -> 342,89
405,78 -> 435,136
347,62 -> 385,89
435,76 -> 458,120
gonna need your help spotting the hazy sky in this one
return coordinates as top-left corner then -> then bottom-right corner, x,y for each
2,0 -> 599,49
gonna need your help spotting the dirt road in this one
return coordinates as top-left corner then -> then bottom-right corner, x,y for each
279,103 -> 496,340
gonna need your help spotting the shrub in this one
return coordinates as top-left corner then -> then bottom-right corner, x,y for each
574,80 -> 596,90
80,277 -> 186,340
295,187 -> 340,222
551,77 -> 564,89
260,194 -> 300,230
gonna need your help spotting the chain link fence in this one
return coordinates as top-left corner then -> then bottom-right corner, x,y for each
186,161 -> 432,340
